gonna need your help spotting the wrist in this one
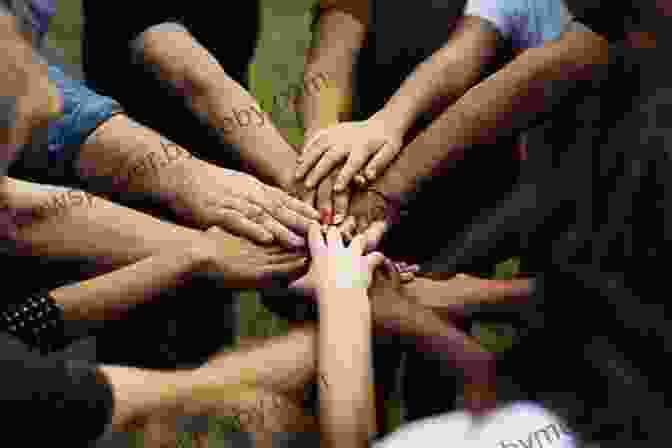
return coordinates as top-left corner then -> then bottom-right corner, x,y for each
370,168 -> 414,207
371,106 -> 411,139
317,286 -> 370,306
164,156 -> 208,212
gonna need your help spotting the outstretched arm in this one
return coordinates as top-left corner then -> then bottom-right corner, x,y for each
374,27 -> 609,203
131,22 -> 300,190
76,114 -> 319,248
0,177 -> 305,284
307,225 -> 382,447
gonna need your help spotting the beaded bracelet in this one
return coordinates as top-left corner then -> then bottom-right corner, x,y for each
0,291 -> 67,354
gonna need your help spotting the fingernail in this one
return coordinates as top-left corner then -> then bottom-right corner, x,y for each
290,235 -> 306,247
305,179 -> 314,188
320,208 -> 331,225
333,213 -> 344,225
366,169 -> 376,179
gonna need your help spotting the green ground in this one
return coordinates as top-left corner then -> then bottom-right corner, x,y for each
45,1 -> 519,444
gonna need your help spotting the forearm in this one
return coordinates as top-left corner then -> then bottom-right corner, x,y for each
101,324 -> 318,432
375,16 -> 501,137
76,113 -> 207,206
318,291 -> 371,448
191,324 -> 318,398
49,248 -> 205,322
132,23 -> 298,189
300,8 -> 365,137
375,30 -> 610,200
403,276 -> 533,309
2,177 -> 205,267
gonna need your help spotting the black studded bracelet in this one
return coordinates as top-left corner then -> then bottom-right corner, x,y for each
0,291 -> 67,354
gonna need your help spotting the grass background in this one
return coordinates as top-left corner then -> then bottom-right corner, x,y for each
45,1 -> 519,444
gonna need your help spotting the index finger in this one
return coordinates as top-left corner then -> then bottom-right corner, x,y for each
282,193 -> 321,221
326,225 -> 345,249
364,220 -> 389,253
334,140 -> 384,192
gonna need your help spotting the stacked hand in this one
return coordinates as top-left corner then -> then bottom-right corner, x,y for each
290,223 -> 388,298
288,121 -> 406,269
295,117 -> 404,194
172,164 -> 320,248
193,226 -> 308,289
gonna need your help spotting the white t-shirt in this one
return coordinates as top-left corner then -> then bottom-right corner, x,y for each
374,401 -> 577,448
465,0 -> 574,51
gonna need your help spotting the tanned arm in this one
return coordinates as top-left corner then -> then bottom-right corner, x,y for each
130,23 -> 299,189
373,27 -> 610,202
373,16 -> 502,138
2,176 -> 204,266
300,0 -> 368,137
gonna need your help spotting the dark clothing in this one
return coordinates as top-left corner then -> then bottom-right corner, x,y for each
355,0 -> 522,424
81,4 -> 260,371
521,44 -> 672,445
355,0 -> 520,270
265,0 -> 523,427
0,332 -> 113,446
95,276 -> 238,370
82,1 -> 260,167
264,0 -> 523,429
431,43 -> 672,445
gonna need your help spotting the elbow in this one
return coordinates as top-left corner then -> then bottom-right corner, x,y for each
130,23 -> 207,96
130,22 -> 190,65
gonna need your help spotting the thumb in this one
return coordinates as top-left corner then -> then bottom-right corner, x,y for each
366,251 -> 386,273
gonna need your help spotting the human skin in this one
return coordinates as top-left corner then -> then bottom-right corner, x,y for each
0,176 -> 306,283
77,114 -> 319,248
131,22 -> 302,191
0,13 -> 61,172
304,3 -> 610,236
369,24 -> 610,210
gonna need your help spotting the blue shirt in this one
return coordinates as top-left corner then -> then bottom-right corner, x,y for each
465,0 -> 574,51
1,0 -> 124,184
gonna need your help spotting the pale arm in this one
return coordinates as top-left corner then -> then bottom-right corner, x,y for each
318,289 -> 372,448
374,28 -> 610,201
